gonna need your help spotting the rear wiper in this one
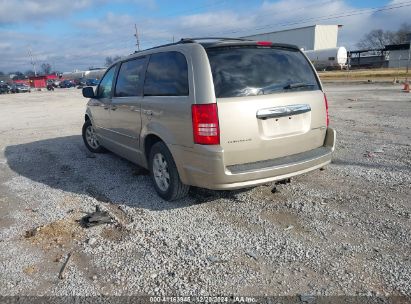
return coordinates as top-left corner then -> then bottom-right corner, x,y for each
283,83 -> 316,90
259,83 -> 284,95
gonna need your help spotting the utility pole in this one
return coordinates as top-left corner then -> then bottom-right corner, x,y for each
406,33 -> 411,82
28,47 -> 37,76
134,24 -> 140,51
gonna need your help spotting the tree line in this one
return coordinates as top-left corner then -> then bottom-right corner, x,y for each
357,23 -> 411,50
0,63 -> 57,80
1,56 -> 120,80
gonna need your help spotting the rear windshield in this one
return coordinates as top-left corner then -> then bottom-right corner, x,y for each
206,46 -> 320,98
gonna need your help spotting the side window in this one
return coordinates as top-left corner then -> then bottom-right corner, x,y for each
144,52 -> 189,96
97,65 -> 116,98
115,57 -> 146,97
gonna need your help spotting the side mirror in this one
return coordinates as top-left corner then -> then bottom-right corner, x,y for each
82,86 -> 95,98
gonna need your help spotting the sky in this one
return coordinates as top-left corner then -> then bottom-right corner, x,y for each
0,0 -> 410,73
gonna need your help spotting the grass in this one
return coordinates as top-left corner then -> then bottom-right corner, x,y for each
318,68 -> 410,80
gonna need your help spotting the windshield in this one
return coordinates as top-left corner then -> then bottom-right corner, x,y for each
206,46 -> 320,98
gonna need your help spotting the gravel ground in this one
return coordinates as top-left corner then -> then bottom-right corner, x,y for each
0,84 -> 410,297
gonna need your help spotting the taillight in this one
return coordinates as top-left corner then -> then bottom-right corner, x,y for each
191,103 -> 220,145
324,93 -> 329,127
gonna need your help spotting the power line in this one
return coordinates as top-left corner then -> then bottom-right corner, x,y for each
138,0 -> 340,44
16,0 -> 342,54
17,1 -> 411,55
139,0 -> 411,48
12,1 -> 229,61
197,1 -> 411,37
235,1 -> 411,36
6,1 -> 411,70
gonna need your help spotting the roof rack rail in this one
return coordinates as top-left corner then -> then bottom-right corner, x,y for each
180,37 -> 253,43
134,37 -> 254,53
134,41 -> 182,53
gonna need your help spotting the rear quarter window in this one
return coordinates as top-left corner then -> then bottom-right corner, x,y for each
206,46 -> 320,98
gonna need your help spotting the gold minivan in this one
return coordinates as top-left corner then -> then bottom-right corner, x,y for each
82,38 -> 336,201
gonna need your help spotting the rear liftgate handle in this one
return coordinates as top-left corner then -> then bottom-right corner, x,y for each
256,104 -> 311,120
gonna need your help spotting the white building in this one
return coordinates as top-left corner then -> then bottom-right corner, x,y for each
386,44 -> 411,68
242,24 -> 342,51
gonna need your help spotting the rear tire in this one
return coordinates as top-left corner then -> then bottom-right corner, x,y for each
149,142 -> 189,201
82,120 -> 105,153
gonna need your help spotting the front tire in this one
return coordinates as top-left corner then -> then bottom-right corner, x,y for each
149,142 -> 189,201
82,120 -> 105,153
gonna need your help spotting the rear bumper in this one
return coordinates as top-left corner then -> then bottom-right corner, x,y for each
170,128 -> 336,190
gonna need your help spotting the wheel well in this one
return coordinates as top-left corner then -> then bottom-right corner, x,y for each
85,114 -> 90,122
144,134 -> 162,161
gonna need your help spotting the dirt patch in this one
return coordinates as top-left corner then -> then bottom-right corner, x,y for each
24,216 -> 84,250
100,227 -> 128,242
260,210 -> 307,234
23,265 -> 38,275
104,203 -> 133,227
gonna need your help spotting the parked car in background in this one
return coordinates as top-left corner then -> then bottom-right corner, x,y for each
81,38 -> 336,201
47,79 -> 60,88
59,80 -> 75,88
77,78 -> 99,89
47,82 -> 55,91
10,83 -> 30,93
86,78 -> 99,86
76,79 -> 87,89
0,83 -> 10,94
